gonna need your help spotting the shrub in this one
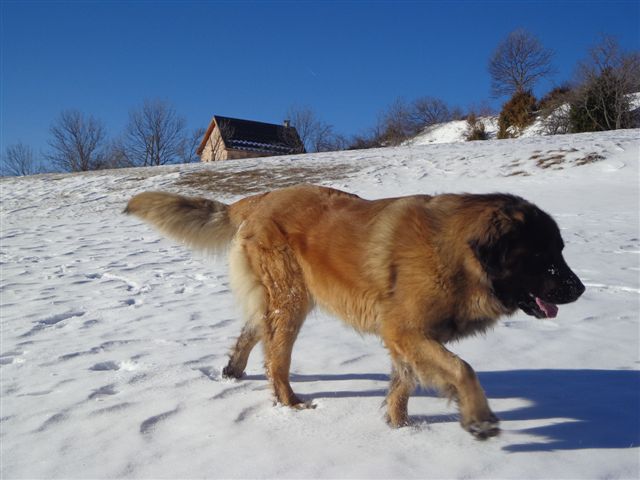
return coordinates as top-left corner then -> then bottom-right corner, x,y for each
569,68 -> 633,132
539,85 -> 572,110
465,113 -> 489,141
497,91 -> 537,139
569,36 -> 640,132
539,85 -> 573,135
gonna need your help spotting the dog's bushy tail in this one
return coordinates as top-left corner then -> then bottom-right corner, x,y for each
124,191 -> 237,253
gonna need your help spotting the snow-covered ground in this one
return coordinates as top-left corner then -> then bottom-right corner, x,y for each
407,116 -> 500,144
1,129 -> 639,479
408,93 -> 640,146
405,114 -> 555,145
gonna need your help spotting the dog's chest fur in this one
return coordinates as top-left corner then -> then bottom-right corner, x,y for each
429,314 -> 498,343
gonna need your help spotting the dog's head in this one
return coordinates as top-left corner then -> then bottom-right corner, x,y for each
469,196 -> 585,319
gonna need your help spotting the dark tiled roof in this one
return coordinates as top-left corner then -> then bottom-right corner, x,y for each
197,115 -> 305,156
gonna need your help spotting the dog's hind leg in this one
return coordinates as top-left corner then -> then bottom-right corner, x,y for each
385,359 -> 416,427
263,306 -> 310,408
224,241 -> 268,379
223,324 -> 261,379
258,248 -> 313,408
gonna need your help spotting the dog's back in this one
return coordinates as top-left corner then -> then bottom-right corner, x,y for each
125,184 -> 434,334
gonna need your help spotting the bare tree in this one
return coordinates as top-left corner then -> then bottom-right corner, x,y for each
285,105 -> 315,151
278,123 -> 305,154
46,110 -> 107,172
2,143 -> 41,176
123,99 -> 187,166
377,98 -> 423,145
377,97 -> 459,145
182,126 -> 207,163
285,105 -> 339,153
320,132 -> 350,152
489,29 -> 554,98
411,97 -> 454,126
348,123 -> 385,150
101,139 -> 135,169
571,35 -> 640,131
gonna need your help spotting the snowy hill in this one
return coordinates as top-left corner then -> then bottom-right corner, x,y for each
405,113 -> 568,145
407,93 -> 640,146
1,130 -> 639,479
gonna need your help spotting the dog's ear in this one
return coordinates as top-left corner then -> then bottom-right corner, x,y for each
469,210 -> 517,277
469,221 -> 518,278
469,238 -> 506,277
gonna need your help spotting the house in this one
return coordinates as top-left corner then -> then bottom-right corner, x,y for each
196,115 -> 305,162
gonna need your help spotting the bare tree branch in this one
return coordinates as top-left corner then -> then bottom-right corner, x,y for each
46,110 -> 106,172
2,143 -> 42,176
489,29 -> 554,98
285,105 -> 337,152
411,97 -> 454,126
571,35 -> 640,131
123,99 -> 187,166
182,126 -> 207,163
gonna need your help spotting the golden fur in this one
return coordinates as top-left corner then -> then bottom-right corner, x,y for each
125,184 -> 553,438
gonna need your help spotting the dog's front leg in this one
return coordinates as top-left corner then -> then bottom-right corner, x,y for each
383,327 -> 499,439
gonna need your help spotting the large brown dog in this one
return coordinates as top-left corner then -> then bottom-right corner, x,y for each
125,184 -> 584,439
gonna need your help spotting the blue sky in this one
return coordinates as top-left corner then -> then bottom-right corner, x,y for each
2,0 -> 639,158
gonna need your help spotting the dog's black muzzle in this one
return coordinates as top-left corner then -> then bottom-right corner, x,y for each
517,257 -> 585,319
542,259 -> 586,305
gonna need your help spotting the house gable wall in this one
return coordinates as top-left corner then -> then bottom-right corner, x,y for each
200,127 -> 227,162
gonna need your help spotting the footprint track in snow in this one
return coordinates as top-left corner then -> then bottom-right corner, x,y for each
19,310 -> 86,338
234,404 -> 262,424
88,384 -> 118,399
210,383 -> 253,400
139,407 -> 179,436
36,411 -> 71,433
89,361 -> 121,371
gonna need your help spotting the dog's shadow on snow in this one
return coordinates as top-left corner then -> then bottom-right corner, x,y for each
251,369 -> 640,452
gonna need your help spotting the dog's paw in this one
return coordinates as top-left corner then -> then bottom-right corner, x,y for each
385,413 -> 410,428
221,364 -> 244,380
292,400 -> 317,410
276,398 -> 317,410
463,414 -> 500,440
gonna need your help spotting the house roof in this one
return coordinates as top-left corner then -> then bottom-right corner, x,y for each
196,115 -> 305,156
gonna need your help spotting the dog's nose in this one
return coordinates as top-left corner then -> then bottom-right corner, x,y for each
563,272 -> 585,301
546,269 -> 585,304
573,278 -> 586,299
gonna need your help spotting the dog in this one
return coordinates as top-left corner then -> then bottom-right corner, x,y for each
125,184 -> 584,439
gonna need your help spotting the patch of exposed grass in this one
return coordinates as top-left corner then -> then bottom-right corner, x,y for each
536,154 -> 566,169
505,170 -> 531,177
575,153 -> 605,166
173,163 -> 360,197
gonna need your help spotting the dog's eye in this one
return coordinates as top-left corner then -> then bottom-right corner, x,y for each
525,252 -> 550,273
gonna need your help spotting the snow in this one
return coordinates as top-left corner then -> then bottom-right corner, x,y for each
1,129 -> 639,479
407,116 -> 499,144
408,93 -> 640,146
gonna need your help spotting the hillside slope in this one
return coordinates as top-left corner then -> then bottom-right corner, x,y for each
1,129 -> 639,479
406,93 -> 640,146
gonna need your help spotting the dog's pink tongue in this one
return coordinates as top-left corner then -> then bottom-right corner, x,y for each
536,297 -> 558,318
